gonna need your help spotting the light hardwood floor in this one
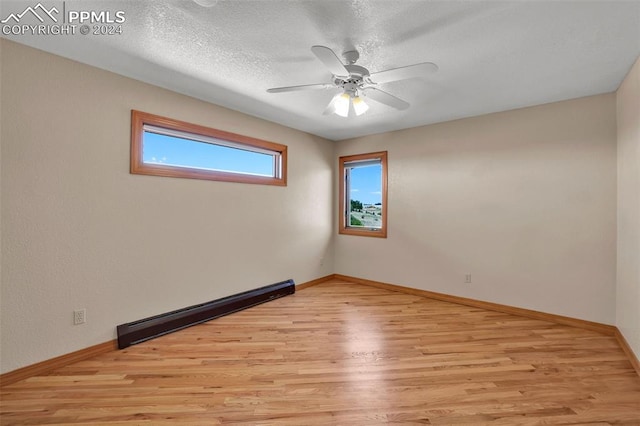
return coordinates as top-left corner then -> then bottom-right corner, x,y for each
1,280 -> 639,425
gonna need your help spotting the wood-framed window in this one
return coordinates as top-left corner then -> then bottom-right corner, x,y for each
339,151 -> 388,238
130,110 -> 287,186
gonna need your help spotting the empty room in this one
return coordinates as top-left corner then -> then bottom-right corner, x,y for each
1,0 -> 639,424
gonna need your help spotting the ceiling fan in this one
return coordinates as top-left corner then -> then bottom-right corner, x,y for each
267,45 -> 438,118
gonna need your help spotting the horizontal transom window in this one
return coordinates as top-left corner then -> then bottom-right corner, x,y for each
131,110 -> 287,186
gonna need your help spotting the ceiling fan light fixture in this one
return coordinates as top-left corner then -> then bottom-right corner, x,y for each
333,92 -> 351,117
352,96 -> 369,116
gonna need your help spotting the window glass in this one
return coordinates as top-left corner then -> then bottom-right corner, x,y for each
143,128 -> 275,177
346,162 -> 383,229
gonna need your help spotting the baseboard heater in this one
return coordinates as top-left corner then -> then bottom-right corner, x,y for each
116,279 -> 295,349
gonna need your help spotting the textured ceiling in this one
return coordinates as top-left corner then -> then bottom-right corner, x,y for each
2,0 -> 639,141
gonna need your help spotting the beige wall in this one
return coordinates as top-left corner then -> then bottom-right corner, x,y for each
616,56 -> 640,358
0,40 -> 335,373
335,94 -> 618,325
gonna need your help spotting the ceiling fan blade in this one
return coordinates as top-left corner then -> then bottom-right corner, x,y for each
369,62 -> 438,84
311,45 -> 349,78
363,87 -> 410,110
267,83 -> 333,93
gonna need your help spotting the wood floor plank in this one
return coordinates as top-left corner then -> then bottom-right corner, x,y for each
1,280 -> 639,424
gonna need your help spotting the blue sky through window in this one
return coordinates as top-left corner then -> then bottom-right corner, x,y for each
349,164 -> 382,205
143,132 -> 274,177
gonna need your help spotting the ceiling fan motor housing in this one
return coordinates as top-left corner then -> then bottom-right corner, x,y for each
334,64 -> 370,95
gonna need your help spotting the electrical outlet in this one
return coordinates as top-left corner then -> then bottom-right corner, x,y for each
465,274 -> 472,284
73,309 -> 86,325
